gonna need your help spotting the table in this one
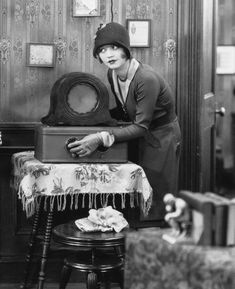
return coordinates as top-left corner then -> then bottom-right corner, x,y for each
12,151 -> 152,218
12,151 -> 152,289
124,228 -> 235,289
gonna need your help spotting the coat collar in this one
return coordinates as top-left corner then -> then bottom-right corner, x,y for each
111,58 -> 139,104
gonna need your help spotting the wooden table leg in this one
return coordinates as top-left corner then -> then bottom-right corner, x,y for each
37,209 -> 54,289
20,198 -> 43,289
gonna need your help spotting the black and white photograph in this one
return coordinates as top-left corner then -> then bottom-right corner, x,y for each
127,19 -> 151,47
72,0 -> 100,17
216,45 -> 235,74
26,43 -> 55,67
0,0 -> 235,289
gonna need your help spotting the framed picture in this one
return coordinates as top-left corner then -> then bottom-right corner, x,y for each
126,19 -> 151,48
216,45 -> 235,74
72,0 -> 100,17
26,43 -> 55,67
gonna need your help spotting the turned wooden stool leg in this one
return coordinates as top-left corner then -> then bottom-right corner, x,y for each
87,272 -> 98,289
118,269 -> 124,289
37,209 -> 54,289
59,263 -> 72,289
20,198 -> 43,289
113,245 -> 124,258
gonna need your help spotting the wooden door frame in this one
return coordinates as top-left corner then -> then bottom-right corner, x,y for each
176,0 -> 217,192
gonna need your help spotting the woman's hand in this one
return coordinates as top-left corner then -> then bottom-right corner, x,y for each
67,133 -> 102,158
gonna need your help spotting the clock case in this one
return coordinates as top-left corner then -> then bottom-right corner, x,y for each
41,72 -> 117,126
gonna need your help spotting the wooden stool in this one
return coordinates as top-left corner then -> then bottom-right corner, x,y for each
53,221 -> 127,289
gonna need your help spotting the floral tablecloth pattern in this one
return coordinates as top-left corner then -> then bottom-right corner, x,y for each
124,228 -> 235,289
12,151 -> 152,217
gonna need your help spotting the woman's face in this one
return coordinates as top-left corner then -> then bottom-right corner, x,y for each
98,45 -> 128,70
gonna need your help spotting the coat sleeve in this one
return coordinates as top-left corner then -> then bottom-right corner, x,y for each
133,72 -> 161,129
111,123 -> 146,142
112,73 -> 161,142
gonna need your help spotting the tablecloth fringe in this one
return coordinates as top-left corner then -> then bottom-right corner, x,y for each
18,189 -> 152,218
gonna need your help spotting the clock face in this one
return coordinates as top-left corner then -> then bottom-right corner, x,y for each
67,84 -> 99,114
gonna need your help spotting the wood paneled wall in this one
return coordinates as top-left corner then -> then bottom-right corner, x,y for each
0,0 -> 177,124
216,0 -> 235,168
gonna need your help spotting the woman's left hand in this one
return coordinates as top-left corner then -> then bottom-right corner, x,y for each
67,133 -> 102,158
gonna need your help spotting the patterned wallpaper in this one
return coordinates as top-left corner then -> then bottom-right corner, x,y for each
0,0 -> 177,123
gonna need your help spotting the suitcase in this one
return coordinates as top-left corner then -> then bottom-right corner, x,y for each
35,125 -> 128,163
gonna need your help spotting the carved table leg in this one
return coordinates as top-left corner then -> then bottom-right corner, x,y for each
20,198 -> 43,289
37,209 -> 54,289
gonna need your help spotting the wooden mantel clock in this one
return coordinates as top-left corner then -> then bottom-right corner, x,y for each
41,72 -> 116,126
35,72 -> 128,163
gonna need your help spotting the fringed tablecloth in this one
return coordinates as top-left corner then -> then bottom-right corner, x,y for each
11,151 -> 152,217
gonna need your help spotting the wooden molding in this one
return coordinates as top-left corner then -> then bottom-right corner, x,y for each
177,0 -> 203,191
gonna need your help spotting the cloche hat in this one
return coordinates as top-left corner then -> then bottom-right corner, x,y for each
93,22 -> 131,58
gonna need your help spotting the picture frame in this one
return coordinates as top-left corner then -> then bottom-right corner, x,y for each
72,0 -> 100,17
26,43 -> 55,67
216,45 -> 235,74
126,19 -> 151,48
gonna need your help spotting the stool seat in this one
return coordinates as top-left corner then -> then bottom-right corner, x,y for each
53,221 -> 127,249
52,221 -> 127,289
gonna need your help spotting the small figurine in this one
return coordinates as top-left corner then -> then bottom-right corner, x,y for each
163,193 -> 191,243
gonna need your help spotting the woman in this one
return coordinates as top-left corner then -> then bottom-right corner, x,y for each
68,22 -> 181,220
